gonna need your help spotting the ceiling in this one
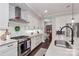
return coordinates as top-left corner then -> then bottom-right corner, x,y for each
10,3 -> 79,18
27,3 -> 79,18
10,3 -> 29,10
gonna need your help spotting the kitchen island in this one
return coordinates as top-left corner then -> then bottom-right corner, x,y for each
45,41 -> 79,56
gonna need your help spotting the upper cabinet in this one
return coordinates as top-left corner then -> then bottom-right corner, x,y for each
0,3 -> 9,29
9,4 -> 15,19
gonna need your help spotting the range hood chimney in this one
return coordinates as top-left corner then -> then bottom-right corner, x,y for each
15,7 -> 21,19
9,6 -> 29,23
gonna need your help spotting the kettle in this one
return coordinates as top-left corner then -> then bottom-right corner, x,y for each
0,29 -> 10,41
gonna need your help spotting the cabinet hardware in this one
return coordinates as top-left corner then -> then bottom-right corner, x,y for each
8,44 -> 13,47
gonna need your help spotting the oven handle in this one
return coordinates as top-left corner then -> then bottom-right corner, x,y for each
19,41 -> 25,44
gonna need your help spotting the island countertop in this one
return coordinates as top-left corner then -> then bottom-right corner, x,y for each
45,41 -> 76,56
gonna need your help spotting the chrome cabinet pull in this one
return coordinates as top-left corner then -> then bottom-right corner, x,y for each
8,44 -> 13,47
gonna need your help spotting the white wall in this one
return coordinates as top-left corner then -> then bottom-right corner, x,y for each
53,13 -> 79,48
9,4 -> 43,37
0,3 -> 9,29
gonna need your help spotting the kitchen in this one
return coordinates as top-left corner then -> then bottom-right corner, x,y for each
0,3 -> 79,56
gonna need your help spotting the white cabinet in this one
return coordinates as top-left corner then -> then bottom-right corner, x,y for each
21,10 -> 28,20
9,4 -> 15,19
0,3 -> 9,29
31,37 -> 35,50
0,41 -> 17,56
31,34 -> 42,50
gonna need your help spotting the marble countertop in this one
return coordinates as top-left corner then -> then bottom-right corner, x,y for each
45,41 -> 78,56
0,33 -> 44,46
10,33 -> 44,38
28,33 -> 44,38
0,39 -> 17,46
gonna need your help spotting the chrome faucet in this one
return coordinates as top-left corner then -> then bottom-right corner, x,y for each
60,26 -> 74,45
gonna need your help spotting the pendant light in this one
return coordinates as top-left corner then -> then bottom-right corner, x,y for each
71,3 -> 74,25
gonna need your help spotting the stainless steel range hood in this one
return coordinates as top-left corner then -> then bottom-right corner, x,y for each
9,7 -> 29,23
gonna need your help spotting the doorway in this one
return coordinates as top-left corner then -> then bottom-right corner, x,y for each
45,25 -> 52,43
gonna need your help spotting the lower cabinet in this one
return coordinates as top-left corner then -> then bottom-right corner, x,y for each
0,41 -> 17,56
31,34 -> 42,51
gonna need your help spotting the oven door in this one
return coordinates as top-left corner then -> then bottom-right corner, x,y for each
19,40 -> 31,56
19,41 -> 25,54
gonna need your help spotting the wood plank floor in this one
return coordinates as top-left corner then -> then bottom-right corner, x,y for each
28,39 -> 51,56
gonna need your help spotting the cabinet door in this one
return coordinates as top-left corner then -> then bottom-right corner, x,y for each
31,37 -> 36,50
31,36 -> 38,50
35,35 -> 42,46
39,35 -> 42,43
35,36 -> 39,46
0,41 -> 17,56
0,3 -> 9,29
1,46 -> 17,56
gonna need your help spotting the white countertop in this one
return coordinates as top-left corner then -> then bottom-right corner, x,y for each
28,33 -> 44,38
0,33 -> 43,46
45,41 -> 78,56
0,39 -> 17,46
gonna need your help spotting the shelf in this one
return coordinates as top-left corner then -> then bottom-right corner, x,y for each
9,19 -> 29,24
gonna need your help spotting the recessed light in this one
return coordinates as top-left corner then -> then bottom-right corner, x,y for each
44,10 -> 48,13
72,20 -> 74,23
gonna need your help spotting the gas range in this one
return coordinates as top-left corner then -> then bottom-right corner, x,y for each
11,35 -> 31,56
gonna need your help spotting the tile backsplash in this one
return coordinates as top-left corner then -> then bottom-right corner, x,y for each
8,21 -> 27,37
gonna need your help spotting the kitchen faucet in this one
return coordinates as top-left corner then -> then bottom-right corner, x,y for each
60,26 -> 74,45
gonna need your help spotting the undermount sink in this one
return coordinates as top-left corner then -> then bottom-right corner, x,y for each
54,40 -> 73,49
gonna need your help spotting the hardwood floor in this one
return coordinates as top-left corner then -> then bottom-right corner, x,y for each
28,39 -> 51,56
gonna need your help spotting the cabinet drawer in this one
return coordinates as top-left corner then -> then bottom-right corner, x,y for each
0,47 -> 17,56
